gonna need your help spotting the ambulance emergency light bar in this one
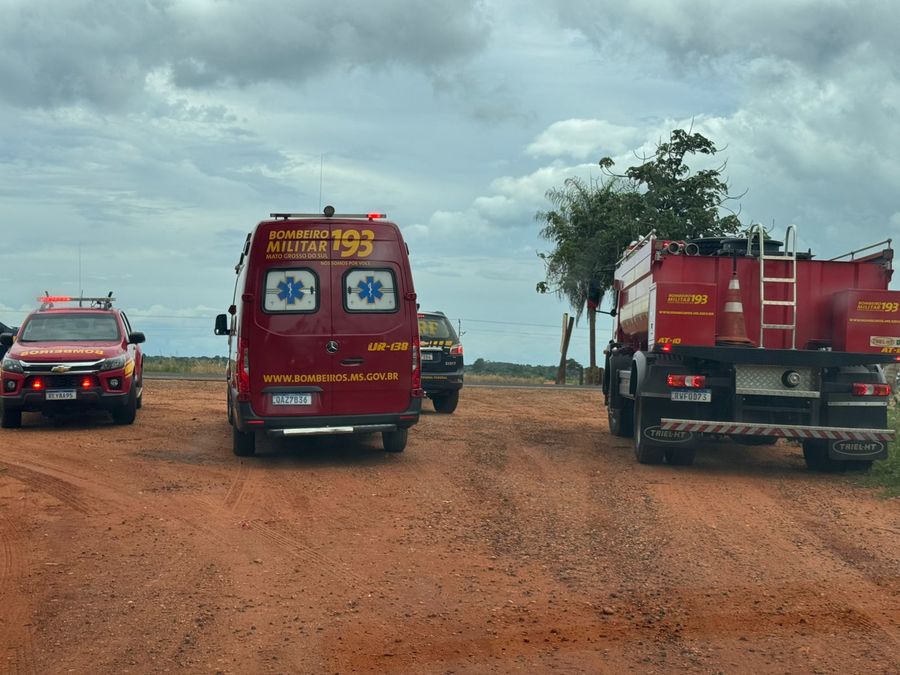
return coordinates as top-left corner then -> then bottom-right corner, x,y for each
270,205 -> 386,220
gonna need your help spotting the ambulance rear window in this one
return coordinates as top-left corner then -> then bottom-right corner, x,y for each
344,268 -> 397,312
263,268 -> 318,313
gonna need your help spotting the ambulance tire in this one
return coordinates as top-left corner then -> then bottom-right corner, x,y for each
233,426 -> 256,457
432,391 -> 459,414
802,440 -> 844,472
608,400 -> 633,437
664,446 -> 696,466
112,387 -> 137,425
1,407 -> 21,429
633,397 -> 664,465
382,428 -> 408,453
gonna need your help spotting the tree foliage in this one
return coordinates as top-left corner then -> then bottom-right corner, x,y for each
537,129 -> 743,318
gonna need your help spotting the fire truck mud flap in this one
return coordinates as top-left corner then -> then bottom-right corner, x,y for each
634,398 -> 696,465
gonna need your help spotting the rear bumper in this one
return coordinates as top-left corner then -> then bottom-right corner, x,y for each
421,371 -> 464,394
660,418 -> 892,460
234,399 -> 422,434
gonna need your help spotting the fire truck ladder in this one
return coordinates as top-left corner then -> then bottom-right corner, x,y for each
749,224 -> 797,349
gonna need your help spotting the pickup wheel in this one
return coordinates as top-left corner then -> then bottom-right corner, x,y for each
112,387 -> 137,425
432,391 -> 459,414
233,426 -> 256,457
633,397 -> 664,465
382,428 -> 408,453
1,408 -> 21,429
608,400 -> 634,437
802,440 -> 844,472
135,377 -> 143,410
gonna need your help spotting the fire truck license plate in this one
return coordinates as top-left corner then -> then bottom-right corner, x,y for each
46,390 -> 77,401
272,393 -> 312,406
671,389 -> 711,402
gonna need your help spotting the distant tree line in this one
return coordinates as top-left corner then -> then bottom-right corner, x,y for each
467,357 -> 584,382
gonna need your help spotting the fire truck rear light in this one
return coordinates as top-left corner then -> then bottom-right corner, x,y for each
667,374 -> 706,388
660,344 -> 672,353
852,383 -> 891,396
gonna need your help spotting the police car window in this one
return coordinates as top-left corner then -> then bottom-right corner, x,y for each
344,269 -> 397,312
263,268 -> 318,313
21,314 -> 121,341
418,316 -> 454,339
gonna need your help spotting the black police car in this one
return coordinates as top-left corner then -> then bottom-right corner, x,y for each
417,311 -> 464,413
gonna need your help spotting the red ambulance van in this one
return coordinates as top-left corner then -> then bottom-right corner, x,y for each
215,207 -> 423,456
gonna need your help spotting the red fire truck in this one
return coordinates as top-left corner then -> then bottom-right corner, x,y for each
603,224 -> 899,471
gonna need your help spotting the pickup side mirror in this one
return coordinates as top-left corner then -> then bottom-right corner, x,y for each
0,333 -> 13,348
214,314 -> 229,336
128,331 -> 146,345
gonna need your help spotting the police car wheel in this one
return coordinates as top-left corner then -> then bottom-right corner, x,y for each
1,408 -> 21,429
382,428 -> 408,453
432,391 -> 459,414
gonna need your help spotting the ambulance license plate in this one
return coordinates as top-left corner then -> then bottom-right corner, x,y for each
671,389 -> 711,402
272,393 -> 312,406
46,390 -> 77,401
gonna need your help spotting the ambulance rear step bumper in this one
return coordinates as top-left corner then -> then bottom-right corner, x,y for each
269,424 -> 397,438
660,419 -> 894,442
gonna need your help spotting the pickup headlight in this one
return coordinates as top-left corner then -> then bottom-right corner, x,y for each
100,355 -> 127,371
1,357 -> 23,374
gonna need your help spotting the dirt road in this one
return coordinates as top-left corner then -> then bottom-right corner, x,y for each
1,381 -> 898,674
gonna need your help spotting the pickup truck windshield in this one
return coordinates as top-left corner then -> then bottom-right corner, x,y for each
20,313 -> 121,342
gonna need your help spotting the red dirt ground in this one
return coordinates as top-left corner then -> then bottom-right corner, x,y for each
1,381 -> 898,673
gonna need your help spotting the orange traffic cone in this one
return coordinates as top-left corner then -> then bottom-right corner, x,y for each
717,272 -> 754,346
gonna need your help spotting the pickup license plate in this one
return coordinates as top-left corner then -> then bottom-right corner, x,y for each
671,389 -> 711,402
272,393 -> 312,406
46,390 -> 77,401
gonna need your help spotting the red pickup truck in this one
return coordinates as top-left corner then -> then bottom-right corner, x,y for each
0,295 -> 145,427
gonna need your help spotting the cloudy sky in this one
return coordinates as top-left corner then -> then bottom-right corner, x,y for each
1,0 -> 898,365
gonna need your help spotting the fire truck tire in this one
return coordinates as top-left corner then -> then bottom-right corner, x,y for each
844,460 -> 873,472
633,399 -> 664,465
432,391 -> 459,414
802,440 -> 844,472
608,401 -> 634,437
1,408 -> 21,429
233,427 -> 256,456
112,388 -> 137,425
664,447 -> 696,466
382,428 -> 408,453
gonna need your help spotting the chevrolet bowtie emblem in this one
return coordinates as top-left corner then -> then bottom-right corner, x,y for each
51,365 -> 72,373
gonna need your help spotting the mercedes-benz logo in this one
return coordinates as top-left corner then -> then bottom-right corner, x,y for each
326,341 -> 339,354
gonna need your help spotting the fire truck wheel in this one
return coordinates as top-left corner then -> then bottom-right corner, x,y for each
633,399 -> 664,465
802,440 -> 844,472
112,388 -> 137,425
232,427 -> 256,456
432,391 -> 459,414
664,447 -> 696,466
382,428 -> 408,453
608,401 -> 634,437
844,460 -> 873,472
1,407 -> 21,429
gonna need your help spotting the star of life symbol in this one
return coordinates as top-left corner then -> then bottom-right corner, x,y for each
355,276 -> 384,304
276,276 -> 305,304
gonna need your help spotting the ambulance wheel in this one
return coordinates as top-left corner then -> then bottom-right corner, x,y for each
665,446 -> 696,466
608,401 -> 633,437
432,391 -> 459,414
802,440 -> 844,472
233,426 -> 256,457
633,398 -> 664,465
112,387 -> 137,425
1,408 -> 21,429
382,428 -> 408,453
